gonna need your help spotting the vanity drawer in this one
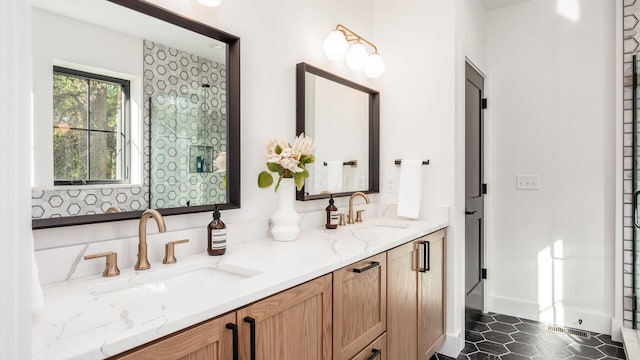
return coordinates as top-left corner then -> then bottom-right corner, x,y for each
333,252 -> 387,360
111,312 -> 235,360
350,333 -> 387,360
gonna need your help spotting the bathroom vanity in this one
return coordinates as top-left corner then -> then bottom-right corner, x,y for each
32,219 -> 447,360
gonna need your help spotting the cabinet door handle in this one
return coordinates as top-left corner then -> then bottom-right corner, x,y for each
352,261 -> 380,273
225,323 -> 239,360
366,348 -> 382,360
419,241 -> 430,273
243,317 -> 256,360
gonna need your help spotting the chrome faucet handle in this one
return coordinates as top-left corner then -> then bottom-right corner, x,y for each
163,239 -> 189,264
84,251 -> 120,277
356,209 -> 365,223
338,213 -> 346,226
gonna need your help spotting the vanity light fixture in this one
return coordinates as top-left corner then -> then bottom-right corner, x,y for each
322,24 -> 385,78
197,0 -> 223,7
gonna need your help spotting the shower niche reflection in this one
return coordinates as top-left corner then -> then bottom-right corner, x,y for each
148,41 -> 227,209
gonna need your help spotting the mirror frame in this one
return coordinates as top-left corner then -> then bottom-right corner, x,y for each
295,62 -> 379,201
32,0 -> 241,229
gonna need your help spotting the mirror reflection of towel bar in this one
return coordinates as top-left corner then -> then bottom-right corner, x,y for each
394,160 -> 430,166
323,160 -> 358,166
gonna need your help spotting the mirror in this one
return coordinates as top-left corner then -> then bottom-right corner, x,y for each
296,63 -> 379,200
31,0 -> 240,229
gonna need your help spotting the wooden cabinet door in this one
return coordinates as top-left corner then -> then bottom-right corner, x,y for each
236,274 -> 332,360
113,312 -> 236,360
333,253 -> 387,360
350,333 -> 386,360
418,229 -> 446,359
386,241 -> 418,360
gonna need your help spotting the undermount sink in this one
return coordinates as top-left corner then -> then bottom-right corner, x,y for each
87,258 -> 261,297
353,221 -> 410,237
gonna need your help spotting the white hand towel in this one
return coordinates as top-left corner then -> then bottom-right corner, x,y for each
326,161 -> 343,193
397,159 -> 423,219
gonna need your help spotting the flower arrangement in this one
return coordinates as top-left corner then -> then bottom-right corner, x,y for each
214,152 -> 226,188
257,133 -> 315,191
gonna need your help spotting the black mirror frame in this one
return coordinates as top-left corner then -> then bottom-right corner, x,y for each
295,62 -> 379,201
32,0 -> 241,229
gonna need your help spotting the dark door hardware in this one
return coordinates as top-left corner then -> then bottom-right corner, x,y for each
225,323 -> 239,360
366,348 -> 382,360
243,317 -> 256,360
419,241 -> 430,273
482,183 -> 487,194
465,210 -> 477,215
481,268 -> 487,280
634,191 -> 640,228
481,98 -> 488,109
353,261 -> 380,273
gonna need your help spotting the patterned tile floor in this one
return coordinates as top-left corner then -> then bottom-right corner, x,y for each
431,313 -> 627,360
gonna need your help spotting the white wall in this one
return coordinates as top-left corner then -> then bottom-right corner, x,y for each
0,0 -> 33,358
372,0 -> 476,355
486,0 -> 616,334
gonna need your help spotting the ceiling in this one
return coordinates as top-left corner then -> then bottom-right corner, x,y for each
482,0 -> 532,11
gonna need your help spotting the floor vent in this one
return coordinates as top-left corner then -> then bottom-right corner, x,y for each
545,325 -> 591,339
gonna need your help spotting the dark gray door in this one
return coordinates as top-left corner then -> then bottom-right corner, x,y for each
465,62 -> 485,325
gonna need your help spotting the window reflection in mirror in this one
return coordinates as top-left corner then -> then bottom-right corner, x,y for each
53,67 -> 130,185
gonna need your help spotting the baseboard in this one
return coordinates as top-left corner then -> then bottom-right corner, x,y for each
611,318 -> 624,342
489,295 -> 613,335
437,329 -> 464,358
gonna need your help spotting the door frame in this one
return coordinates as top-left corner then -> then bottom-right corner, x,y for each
464,59 -> 489,314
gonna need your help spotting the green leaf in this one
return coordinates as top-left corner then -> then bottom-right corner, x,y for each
274,176 -> 283,192
293,171 -> 306,191
258,171 -> 273,188
299,154 -> 315,165
266,162 -> 284,174
306,154 -> 315,164
275,145 -> 282,155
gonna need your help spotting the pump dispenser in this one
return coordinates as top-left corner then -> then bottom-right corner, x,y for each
207,205 -> 227,255
325,195 -> 338,229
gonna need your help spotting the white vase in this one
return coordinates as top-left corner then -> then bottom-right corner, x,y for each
270,178 -> 300,241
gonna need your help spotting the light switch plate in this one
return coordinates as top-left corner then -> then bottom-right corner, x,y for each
385,176 -> 396,193
516,175 -> 541,190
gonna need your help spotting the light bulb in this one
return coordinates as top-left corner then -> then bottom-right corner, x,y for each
323,30 -> 349,60
198,0 -> 223,7
344,43 -> 368,71
364,53 -> 385,78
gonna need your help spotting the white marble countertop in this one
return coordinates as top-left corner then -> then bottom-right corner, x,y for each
32,217 -> 447,360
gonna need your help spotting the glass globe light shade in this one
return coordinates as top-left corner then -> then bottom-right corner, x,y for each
198,0 -> 223,7
364,53 -> 385,78
344,43 -> 368,71
323,30 -> 349,60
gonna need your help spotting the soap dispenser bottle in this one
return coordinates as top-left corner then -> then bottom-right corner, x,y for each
207,205 -> 227,256
325,195 -> 338,229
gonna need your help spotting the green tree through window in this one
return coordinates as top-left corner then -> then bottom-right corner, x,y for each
52,67 -> 129,184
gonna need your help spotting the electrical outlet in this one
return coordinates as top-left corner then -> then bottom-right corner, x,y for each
385,176 -> 396,193
516,175 -> 541,190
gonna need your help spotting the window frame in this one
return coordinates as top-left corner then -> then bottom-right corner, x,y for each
52,66 -> 131,186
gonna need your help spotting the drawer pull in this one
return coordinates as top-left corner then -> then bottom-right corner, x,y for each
366,348 -> 382,360
225,323 -> 239,360
243,317 -> 256,360
352,261 -> 380,273
419,241 -> 430,273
